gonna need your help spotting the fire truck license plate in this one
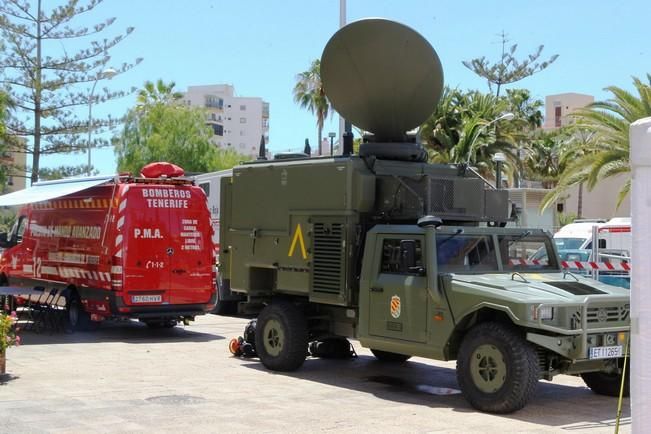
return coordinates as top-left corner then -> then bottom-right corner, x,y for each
131,295 -> 162,303
589,345 -> 623,360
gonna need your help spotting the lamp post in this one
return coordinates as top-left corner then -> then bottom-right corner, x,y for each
465,112 -> 515,167
328,131 -> 336,156
492,152 -> 507,189
87,68 -> 117,176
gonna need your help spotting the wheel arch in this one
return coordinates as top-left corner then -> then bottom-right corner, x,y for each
446,306 -> 521,360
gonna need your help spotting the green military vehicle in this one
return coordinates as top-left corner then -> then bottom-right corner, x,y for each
218,19 -> 630,413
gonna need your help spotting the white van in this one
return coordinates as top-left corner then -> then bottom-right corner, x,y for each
554,218 -> 631,258
193,170 -> 243,313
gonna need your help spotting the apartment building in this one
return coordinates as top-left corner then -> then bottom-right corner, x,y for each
183,84 -> 269,159
543,92 -> 594,129
1,148 -> 26,194
543,92 -> 630,219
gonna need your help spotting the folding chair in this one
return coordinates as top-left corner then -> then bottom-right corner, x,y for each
29,288 -> 58,333
44,289 -> 66,333
21,288 -> 47,331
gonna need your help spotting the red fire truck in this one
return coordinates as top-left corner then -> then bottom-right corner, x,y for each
0,164 -> 216,330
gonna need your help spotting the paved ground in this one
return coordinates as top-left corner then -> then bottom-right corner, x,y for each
0,314 -> 630,433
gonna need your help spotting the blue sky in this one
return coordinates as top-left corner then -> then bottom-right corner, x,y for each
40,0 -> 650,175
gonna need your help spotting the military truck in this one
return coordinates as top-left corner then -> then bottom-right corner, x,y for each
218,19 -> 630,413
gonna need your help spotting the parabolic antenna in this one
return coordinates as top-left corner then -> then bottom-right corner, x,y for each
321,18 -> 443,142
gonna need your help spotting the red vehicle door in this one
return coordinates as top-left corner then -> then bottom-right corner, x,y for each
167,185 -> 214,305
120,185 -> 173,306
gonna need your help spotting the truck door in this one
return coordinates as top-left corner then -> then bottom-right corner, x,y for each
122,189 -> 172,305
167,186 -> 213,305
368,235 -> 428,343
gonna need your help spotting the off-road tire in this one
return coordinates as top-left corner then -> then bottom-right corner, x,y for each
255,301 -> 308,372
66,294 -> 91,332
581,360 -> 630,397
370,349 -> 411,363
456,322 -> 539,414
212,300 -> 237,315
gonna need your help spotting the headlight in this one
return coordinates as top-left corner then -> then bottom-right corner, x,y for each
531,305 -> 554,321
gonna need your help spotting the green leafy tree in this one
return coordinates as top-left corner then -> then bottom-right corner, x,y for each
293,59 -> 330,155
114,80 -> 246,175
542,74 -> 651,211
0,0 -> 141,183
463,32 -> 558,97
39,165 -> 98,181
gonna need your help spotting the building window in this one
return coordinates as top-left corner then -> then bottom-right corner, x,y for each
204,95 -> 223,109
210,124 -> 224,136
554,106 -> 562,128
240,130 -> 245,136
240,117 -> 246,124
240,104 -> 246,111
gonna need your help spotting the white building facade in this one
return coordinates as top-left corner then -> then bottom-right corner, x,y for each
183,84 -> 269,159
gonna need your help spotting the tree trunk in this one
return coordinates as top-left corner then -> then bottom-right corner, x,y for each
31,0 -> 43,185
577,182 -> 584,219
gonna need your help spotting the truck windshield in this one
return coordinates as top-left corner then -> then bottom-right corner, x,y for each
436,234 -> 498,272
500,234 -> 559,271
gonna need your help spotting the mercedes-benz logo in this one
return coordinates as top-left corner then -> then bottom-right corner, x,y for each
597,308 -> 608,323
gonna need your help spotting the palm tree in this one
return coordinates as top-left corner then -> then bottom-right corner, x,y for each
293,59 -> 330,155
542,74 -> 651,210
137,80 -> 183,108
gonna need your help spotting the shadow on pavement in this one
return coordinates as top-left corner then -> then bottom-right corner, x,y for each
15,319 -> 225,346
239,354 -> 630,430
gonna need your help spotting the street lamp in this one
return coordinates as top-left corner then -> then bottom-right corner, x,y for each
492,152 -> 507,189
328,131 -> 336,156
464,112 -> 515,167
87,68 -> 117,175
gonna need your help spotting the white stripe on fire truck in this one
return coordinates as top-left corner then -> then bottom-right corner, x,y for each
115,234 -> 123,247
118,199 -> 127,213
117,215 -> 125,229
111,266 -> 123,274
23,265 -> 33,273
41,266 -> 58,275
114,249 -> 123,258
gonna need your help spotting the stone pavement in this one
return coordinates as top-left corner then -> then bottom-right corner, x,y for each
0,314 -> 630,433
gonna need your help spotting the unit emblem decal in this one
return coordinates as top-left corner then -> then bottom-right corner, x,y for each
390,295 -> 401,319
288,223 -> 308,260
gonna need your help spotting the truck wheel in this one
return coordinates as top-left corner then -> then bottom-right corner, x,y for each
66,294 -> 91,332
456,322 -> 539,413
212,300 -> 237,315
255,301 -> 308,372
581,360 -> 630,397
370,349 -> 411,363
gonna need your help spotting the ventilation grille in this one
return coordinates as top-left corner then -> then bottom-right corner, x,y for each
572,304 -> 630,327
312,222 -> 344,295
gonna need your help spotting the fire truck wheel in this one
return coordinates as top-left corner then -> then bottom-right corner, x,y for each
370,349 -> 411,363
456,322 -> 539,414
255,301 -> 308,372
66,293 -> 91,332
581,359 -> 630,397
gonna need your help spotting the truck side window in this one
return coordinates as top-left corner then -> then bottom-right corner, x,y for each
199,182 -> 210,197
381,239 -> 422,275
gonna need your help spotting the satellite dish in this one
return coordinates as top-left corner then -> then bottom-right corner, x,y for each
321,18 -> 444,142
